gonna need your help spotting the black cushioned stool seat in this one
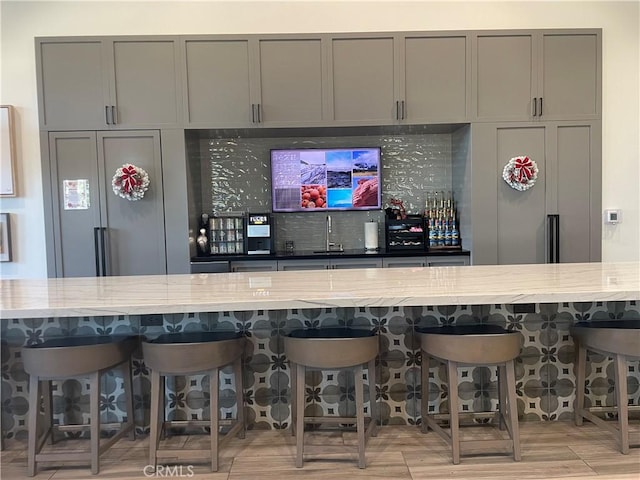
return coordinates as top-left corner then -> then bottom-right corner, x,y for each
571,320 -> 640,454
142,331 -> 245,472
284,327 -> 378,469
22,335 -> 137,476
416,324 -> 521,464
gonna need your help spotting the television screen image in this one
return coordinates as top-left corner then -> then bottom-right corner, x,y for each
271,147 -> 381,212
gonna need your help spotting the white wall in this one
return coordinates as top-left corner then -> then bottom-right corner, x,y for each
1,1 -> 638,279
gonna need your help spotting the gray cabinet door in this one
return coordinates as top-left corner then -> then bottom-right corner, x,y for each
37,40 -> 110,129
49,132 -> 103,277
277,259 -> 330,271
550,122 -> 601,262
539,33 -> 600,120
330,258 -> 383,269
330,36 -> 396,124
48,131 -> 167,277
470,121 -> 600,265
257,38 -> 325,125
402,34 -> 469,122
382,257 -> 427,268
97,131 -> 167,276
426,255 -> 470,266
183,38 -> 253,127
474,33 -> 536,121
109,40 -> 181,127
230,260 -> 277,272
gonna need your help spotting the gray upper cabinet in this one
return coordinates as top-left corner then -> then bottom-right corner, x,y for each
473,30 -> 601,122
36,37 -> 182,130
329,35 -> 396,125
109,39 -> 182,127
183,38 -> 253,127
256,38 -> 325,126
538,33 -> 601,120
37,40 -> 110,129
183,36 -> 325,127
401,34 -> 470,123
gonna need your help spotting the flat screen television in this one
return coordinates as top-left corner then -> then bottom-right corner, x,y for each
270,147 -> 381,212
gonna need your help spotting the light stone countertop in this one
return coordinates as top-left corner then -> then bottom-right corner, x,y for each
1,262 -> 639,319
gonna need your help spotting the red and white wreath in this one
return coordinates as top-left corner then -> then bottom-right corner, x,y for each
502,155 -> 538,191
112,164 -> 150,201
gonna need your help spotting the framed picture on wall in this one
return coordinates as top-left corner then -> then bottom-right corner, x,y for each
1,105 -> 17,197
0,213 -> 12,262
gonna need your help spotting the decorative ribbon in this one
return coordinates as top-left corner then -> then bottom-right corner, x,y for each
511,156 -> 536,183
119,164 -> 142,193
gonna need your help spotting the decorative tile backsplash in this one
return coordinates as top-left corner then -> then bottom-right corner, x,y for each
186,126 -> 468,252
2,301 -> 638,441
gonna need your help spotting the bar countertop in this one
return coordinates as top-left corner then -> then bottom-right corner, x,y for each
1,262 -> 639,319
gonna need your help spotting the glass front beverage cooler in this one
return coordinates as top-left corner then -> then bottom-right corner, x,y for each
209,216 -> 245,254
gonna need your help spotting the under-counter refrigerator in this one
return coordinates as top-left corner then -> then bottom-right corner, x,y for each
47,130 -> 166,277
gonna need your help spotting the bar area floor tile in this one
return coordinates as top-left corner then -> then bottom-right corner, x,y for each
1,421 -> 638,479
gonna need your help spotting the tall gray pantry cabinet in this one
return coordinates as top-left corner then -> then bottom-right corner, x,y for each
46,131 -> 166,277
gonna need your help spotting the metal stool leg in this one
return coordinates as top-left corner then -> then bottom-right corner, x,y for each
421,352 -> 429,433
574,341 -> 587,426
295,363 -> 305,468
614,353 -> 630,454
498,365 -> 507,431
122,359 -> 135,440
505,359 -> 521,461
234,356 -> 245,439
149,369 -> 161,470
367,358 -> 377,436
89,371 -> 100,475
355,365 -> 366,468
27,375 -> 40,477
447,360 -> 461,465
210,367 -> 219,471
290,362 -> 297,437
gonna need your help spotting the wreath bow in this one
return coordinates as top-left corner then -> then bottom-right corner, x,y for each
119,165 -> 143,193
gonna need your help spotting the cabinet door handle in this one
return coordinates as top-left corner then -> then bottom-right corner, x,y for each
401,100 -> 405,120
395,101 -> 400,120
257,104 -> 262,123
111,106 -> 117,125
100,227 -> 108,276
251,104 -> 256,123
93,227 -> 102,276
105,106 -> 111,125
547,214 -> 560,263
532,97 -> 537,117
538,97 -> 543,117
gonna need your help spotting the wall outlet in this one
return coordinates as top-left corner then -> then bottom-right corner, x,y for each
513,303 -> 536,314
141,314 -> 163,327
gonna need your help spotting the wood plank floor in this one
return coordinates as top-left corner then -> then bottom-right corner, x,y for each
1,421 -> 638,479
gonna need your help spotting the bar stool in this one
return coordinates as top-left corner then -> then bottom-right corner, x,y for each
416,324 -> 521,464
22,335 -> 136,476
284,327 -> 378,469
571,319 -> 640,454
142,331 -> 245,472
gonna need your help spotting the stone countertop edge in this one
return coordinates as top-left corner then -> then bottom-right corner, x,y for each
1,262 -> 638,319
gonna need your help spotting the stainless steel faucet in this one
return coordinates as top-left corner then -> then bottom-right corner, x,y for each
325,215 -> 343,252
326,214 -> 333,251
